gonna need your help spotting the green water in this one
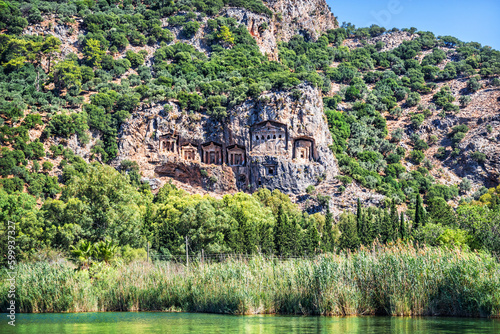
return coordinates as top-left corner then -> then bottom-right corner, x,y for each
1,313 -> 499,333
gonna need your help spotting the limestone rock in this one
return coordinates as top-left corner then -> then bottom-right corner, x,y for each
224,0 -> 337,60
115,84 -> 338,195
263,0 -> 337,41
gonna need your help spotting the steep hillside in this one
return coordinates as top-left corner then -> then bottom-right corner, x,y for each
331,30 -> 500,206
0,0 -> 499,219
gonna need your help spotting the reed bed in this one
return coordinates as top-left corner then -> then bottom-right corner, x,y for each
2,243 -> 500,317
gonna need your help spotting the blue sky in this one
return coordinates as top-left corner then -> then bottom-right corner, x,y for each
326,0 -> 500,50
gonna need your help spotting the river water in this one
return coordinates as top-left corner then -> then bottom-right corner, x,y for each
1,312 -> 499,333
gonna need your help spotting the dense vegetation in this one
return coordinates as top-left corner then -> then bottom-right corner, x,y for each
1,0 -> 498,200
1,0 -> 500,317
279,26 -> 499,205
2,244 -> 500,317
1,163 -> 500,268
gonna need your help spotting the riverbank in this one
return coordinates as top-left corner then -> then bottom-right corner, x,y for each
2,243 -> 500,317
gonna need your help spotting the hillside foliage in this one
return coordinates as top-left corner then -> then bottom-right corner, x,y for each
0,0 -> 499,264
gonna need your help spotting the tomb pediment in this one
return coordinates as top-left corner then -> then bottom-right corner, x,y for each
250,120 -> 288,155
251,120 -> 286,132
227,144 -> 246,166
202,141 -> 223,165
180,143 -> 199,161
159,133 -> 179,154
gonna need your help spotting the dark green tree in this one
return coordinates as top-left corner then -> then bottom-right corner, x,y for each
400,212 -> 408,240
275,204 -> 295,256
321,209 -> 335,252
427,197 -> 456,226
414,193 -> 426,229
390,199 -> 399,241
356,198 -> 363,234
380,209 -> 392,243
303,218 -> 320,255
338,212 -> 360,251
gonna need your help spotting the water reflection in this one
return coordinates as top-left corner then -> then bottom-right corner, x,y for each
1,312 -> 499,334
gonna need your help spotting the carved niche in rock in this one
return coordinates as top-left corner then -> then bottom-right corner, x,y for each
202,141 -> 223,165
180,143 -> 199,161
263,162 -> 278,176
227,144 -> 245,166
250,121 -> 288,155
293,137 -> 314,162
159,134 -> 178,155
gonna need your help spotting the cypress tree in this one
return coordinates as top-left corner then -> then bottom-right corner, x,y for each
259,218 -> 274,255
275,204 -> 286,255
366,207 -> 378,244
235,208 -> 258,254
357,198 -> 371,245
361,209 -> 372,246
380,208 -> 392,243
304,220 -> 320,255
275,204 -> 298,256
390,199 -> 399,241
400,212 -> 407,240
322,209 -> 334,253
414,194 -> 425,229
338,213 -> 360,251
356,198 -> 363,235
288,216 -> 301,256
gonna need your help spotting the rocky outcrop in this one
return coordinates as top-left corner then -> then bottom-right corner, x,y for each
154,160 -> 239,193
225,84 -> 339,193
115,84 -> 338,195
263,0 -> 337,41
222,8 -> 279,60
344,31 -> 417,52
454,114 -> 500,186
224,0 -> 337,60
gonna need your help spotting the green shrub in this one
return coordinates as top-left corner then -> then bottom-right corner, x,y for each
183,21 -> 201,38
306,185 -> 316,194
42,161 -> 54,172
409,150 -> 425,164
467,77 -> 481,92
406,92 -> 421,107
126,50 -> 145,67
471,151 -> 486,163
411,113 -> 425,128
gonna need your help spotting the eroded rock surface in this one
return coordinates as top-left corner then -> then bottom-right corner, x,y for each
116,84 -> 338,195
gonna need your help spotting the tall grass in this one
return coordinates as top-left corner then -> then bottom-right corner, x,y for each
2,243 -> 500,317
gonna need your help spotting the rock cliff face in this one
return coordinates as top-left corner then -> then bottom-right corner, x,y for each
454,113 -> 500,186
222,8 -> 279,59
27,0 -> 341,199
116,84 -> 338,195
344,31 -> 417,52
263,0 -> 337,41
224,0 -> 337,60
